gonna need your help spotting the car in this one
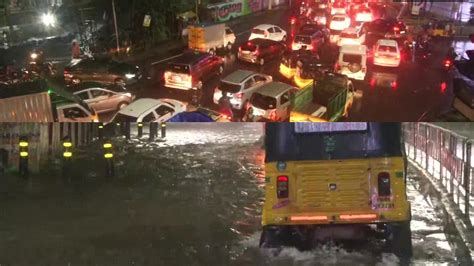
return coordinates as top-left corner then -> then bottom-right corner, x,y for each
331,1 -> 347,15
167,107 -> 232,122
336,44 -> 368,80
373,39 -> 401,67
294,54 -> 333,88
72,85 -> 135,114
246,82 -> 299,121
312,9 -> 329,25
329,14 -> 351,31
299,23 -> 330,40
112,98 -> 187,123
164,51 -> 224,91
249,24 -> 287,42
64,57 -> 141,86
291,30 -> 325,52
238,38 -> 286,65
363,19 -> 407,39
337,27 -> 366,46
354,6 -> 373,25
213,70 -> 272,110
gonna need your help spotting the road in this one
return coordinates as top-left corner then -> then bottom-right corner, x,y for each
0,123 -> 470,265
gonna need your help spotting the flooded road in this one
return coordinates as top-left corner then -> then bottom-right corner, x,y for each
0,123 -> 468,265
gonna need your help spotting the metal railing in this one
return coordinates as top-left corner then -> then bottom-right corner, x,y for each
403,123 -> 473,220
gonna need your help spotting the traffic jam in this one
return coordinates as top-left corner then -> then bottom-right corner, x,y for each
0,0 -> 473,123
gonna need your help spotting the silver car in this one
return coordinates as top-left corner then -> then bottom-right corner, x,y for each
73,87 -> 135,114
213,70 -> 272,110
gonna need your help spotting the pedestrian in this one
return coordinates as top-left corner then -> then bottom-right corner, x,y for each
71,40 -> 81,59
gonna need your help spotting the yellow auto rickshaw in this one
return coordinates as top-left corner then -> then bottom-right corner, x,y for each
432,21 -> 454,37
261,123 -> 412,258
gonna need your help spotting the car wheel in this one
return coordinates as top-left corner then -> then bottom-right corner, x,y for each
117,102 -> 129,111
115,78 -> 126,86
259,58 -> 265,66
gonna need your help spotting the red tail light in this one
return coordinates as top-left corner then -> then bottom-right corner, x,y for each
291,17 -> 296,24
444,59 -> 451,67
440,82 -> 447,93
370,78 -> 376,87
393,26 -> 399,32
377,172 -> 391,196
390,81 -> 398,89
335,63 -> 341,71
269,110 -> 277,120
277,175 -> 289,198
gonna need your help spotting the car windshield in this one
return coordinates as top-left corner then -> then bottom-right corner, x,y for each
251,93 -> 277,110
294,35 -> 311,43
166,63 -> 190,74
342,54 -> 362,64
378,45 -> 397,53
252,28 -> 265,35
219,81 -> 241,94
340,32 -> 358,38
265,123 -> 403,162
114,113 -> 138,122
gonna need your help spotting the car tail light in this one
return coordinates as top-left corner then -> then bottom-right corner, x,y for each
234,92 -> 243,99
370,78 -> 376,87
291,17 -> 296,25
253,49 -> 260,56
444,59 -> 451,68
269,110 -> 277,120
390,81 -> 398,89
440,82 -> 447,93
277,175 -> 289,198
394,26 -> 399,32
164,71 -> 171,80
335,63 -> 341,71
377,172 -> 391,196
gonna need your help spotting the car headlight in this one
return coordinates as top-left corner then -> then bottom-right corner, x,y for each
125,73 -> 136,79
30,53 -> 38,60
124,93 -> 132,98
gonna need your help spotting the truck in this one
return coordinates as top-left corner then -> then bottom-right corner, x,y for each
0,79 -> 98,122
290,72 -> 354,122
188,23 -> 236,54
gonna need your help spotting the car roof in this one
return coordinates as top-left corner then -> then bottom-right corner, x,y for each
118,98 -> 162,116
255,82 -> 295,97
246,38 -> 278,45
222,70 -> 255,84
377,39 -> 398,46
254,24 -> 277,30
171,51 -> 210,65
340,44 -> 367,54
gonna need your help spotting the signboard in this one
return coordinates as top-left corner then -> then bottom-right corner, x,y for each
208,0 -> 263,22
143,15 -> 151,27
294,123 -> 368,133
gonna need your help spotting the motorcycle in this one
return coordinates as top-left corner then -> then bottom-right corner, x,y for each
414,39 -> 432,63
218,95 -> 235,122
26,49 -> 57,78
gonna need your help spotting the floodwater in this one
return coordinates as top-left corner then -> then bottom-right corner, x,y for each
0,123 -> 467,265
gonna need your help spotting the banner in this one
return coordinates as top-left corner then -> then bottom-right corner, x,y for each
208,0 -> 263,22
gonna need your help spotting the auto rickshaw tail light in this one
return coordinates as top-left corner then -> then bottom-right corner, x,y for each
378,172 -> 391,196
340,214 -> 377,220
290,215 -> 327,221
277,175 -> 289,198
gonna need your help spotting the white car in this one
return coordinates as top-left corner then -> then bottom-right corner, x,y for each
336,44 -> 368,81
249,24 -> 287,42
247,82 -> 299,121
337,27 -> 366,46
213,70 -> 272,110
112,98 -> 187,122
329,14 -> 351,31
373,39 -> 401,67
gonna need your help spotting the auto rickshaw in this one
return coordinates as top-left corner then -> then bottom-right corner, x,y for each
261,123 -> 413,259
294,56 -> 332,89
432,21 -> 454,37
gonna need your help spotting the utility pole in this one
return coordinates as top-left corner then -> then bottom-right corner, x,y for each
112,0 -> 120,54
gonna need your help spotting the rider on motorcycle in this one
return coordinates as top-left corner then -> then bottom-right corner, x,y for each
218,91 -> 234,121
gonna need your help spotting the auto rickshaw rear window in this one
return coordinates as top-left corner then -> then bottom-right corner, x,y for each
342,54 -> 362,64
265,123 -> 403,162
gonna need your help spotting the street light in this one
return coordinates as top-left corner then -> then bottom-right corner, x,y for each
41,13 -> 56,27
